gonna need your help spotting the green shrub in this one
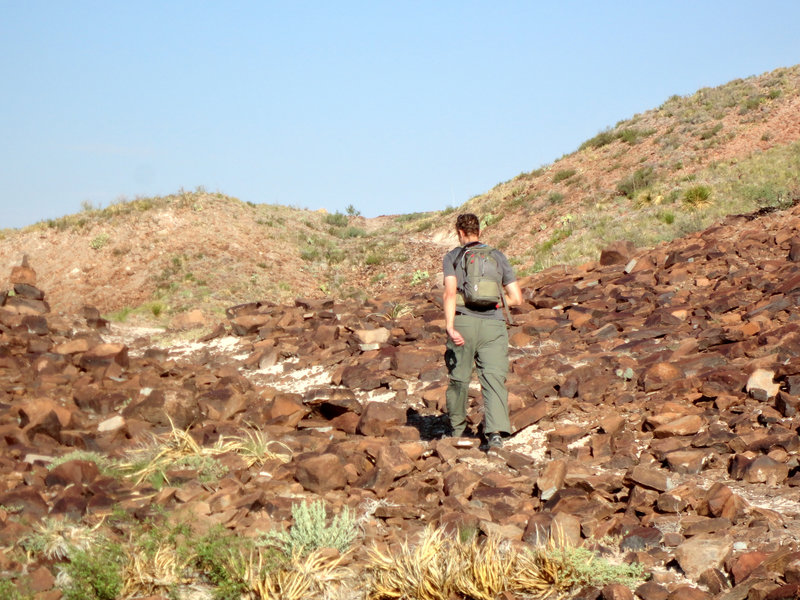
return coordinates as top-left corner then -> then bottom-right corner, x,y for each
547,192 -> 565,205
90,233 -> 110,250
617,166 -> 656,199
324,212 -> 348,227
657,211 -> 676,225
699,123 -> 723,140
552,168 -> 577,184
194,526 -> 252,600
618,128 -> 656,145
300,247 -> 320,262
682,185 -> 713,208
0,579 -> 28,600
579,129 -> 617,150
260,500 -> 358,557
411,270 -> 430,285
62,543 -> 124,600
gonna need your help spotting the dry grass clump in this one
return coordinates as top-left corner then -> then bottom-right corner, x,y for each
117,422 -> 292,485
365,526 -> 645,600
20,518 -> 103,561
121,540 -> 192,598
227,546 -> 351,600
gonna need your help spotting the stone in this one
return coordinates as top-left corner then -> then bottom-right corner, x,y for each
653,414 -> 704,438
664,449 -> 708,474
10,263 -> 37,285
599,240 -> 635,266
666,585 -> 712,600
743,456 -> 789,485
357,402 -> 406,436
730,551 -> 768,585
601,583 -> 633,600
294,453 -> 346,493
641,362 -> 685,392
625,465 -> 673,492
673,533 -> 733,581
635,581 -> 669,600
619,526 -> 663,552
747,369 -> 780,401
536,459 -> 566,501
354,328 -> 391,345
170,309 -> 206,331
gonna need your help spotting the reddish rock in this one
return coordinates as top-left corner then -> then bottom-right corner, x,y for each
731,551 -> 769,585
599,240 -> 635,266
601,583 -> 633,600
664,449 -> 708,474
673,533 -> 733,581
641,362 -> 685,392
636,581 -> 669,600
653,414 -> 704,438
294,453 -> 346,493
536,459 -> 566,501
744,456 -> 790,485
357,402 -> 406,436
666,585 -> 711,600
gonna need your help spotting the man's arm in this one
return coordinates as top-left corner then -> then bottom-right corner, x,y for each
504,280 -> 522,307
443,275 -> 464,346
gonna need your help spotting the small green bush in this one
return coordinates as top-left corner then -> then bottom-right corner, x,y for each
260,500 -> 358,557
657,211 -> 675,225
324,212 -> 348,227
411,270 -> 430,285
552,168 -> 577,184
580,129 -> 616,150
547,192 -> 565,205
90,233 -> 110,250
62,543 -> 124,600
617,166 -> 656,199
0,579 -> 28,600
682,185 -> 713,208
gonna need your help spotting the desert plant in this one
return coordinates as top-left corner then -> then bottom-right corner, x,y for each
61,542 -> 125,600
682,185 -> 713,208
552,168 -> 577,184
411,270 -> 430,285
617,166 -> 656,199
20,518 -> 102,561
365,525 -> 645,600
214,427 -> 292,468
259,500 -> 358,557
324,211 -> 348,227
579,129 -> 617,150
89,233 -> 110,250
0,579 -> 29,600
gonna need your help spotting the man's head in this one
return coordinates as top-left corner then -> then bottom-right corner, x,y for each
455,213 -> 480,239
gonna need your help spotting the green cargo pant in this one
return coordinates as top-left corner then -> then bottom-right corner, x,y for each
445,313 -> 511,437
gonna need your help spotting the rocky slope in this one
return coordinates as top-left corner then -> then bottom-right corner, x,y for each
2,192 -> 800,598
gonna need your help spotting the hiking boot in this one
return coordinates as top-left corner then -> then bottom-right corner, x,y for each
487,433 -> 503,449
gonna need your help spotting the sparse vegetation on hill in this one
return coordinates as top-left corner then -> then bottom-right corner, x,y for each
1,65 -> 799,319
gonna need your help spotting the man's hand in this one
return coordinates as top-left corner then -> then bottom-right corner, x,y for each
447,327 -> 465,346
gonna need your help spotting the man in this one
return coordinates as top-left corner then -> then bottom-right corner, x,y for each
442,213 -> 522,449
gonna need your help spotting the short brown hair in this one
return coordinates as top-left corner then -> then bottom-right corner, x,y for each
455,213 -> 480,236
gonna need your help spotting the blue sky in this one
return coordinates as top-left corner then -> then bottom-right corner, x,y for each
2,1 -> 800,229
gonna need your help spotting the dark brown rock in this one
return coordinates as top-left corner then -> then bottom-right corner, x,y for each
294,453 -> 347,493
357,402 -> 406,436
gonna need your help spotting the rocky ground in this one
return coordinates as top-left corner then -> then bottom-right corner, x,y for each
2,194 -> 800,599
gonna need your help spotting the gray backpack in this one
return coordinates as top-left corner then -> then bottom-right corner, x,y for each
454,244 -> 503,309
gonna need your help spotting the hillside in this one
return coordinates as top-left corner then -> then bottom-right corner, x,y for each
3,65 -> 800,599
2,66 -> 800,325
